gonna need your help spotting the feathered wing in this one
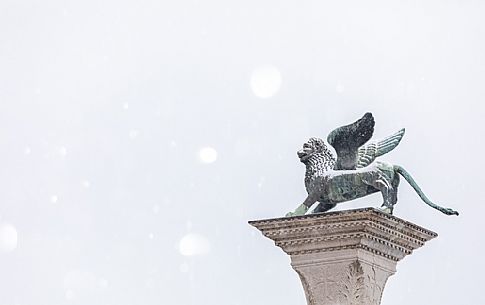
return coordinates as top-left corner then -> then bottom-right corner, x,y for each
356,128 -> 405,168
327,112 -> 375,170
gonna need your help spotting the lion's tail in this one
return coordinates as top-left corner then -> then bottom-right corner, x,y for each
394,165 -> 459,216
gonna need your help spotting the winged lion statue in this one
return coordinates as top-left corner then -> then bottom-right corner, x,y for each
286,112 -> 459,217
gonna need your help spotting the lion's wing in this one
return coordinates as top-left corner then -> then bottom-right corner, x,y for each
327,112 -> 375,170
356,128 -> 405,168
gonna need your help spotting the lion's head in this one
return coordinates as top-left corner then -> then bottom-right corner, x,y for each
297,137 -> 326,163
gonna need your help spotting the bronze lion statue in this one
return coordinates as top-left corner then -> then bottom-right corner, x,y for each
286,113 -> 459,217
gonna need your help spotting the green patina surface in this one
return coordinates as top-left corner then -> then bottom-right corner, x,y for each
286,113 -> 459,217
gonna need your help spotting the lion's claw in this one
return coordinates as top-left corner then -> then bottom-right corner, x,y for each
379,206 -> 393,214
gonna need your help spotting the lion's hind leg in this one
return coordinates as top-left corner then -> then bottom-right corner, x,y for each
361,172 -> 394,214
388,174 -> 400,208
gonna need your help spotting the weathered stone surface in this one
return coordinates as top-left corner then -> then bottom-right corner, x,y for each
249,208 -> 437,305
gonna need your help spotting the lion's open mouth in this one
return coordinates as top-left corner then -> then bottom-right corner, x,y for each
297,150 -> 310,161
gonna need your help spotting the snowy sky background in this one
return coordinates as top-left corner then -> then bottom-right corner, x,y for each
1,1 -> 484,304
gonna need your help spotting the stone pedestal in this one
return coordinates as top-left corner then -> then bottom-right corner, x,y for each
249,208 -> 437,305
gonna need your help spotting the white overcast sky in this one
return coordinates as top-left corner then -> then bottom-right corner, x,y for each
1,0 -> 484,304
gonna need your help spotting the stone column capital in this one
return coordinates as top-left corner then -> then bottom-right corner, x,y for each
249,208 -> 437,305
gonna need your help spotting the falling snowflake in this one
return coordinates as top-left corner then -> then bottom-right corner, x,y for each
250,65 -> 282,98
198,147 -> 218,164
178,233 -> 211,256
0,223 -> 18,253
82,180 -> 91,188
129,130 -> 139,139
59,146 -> 67,157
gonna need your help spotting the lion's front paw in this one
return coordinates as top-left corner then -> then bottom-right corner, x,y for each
285,204 -> 309,217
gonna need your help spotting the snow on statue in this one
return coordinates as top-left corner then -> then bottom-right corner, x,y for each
286,113 -> 459,217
